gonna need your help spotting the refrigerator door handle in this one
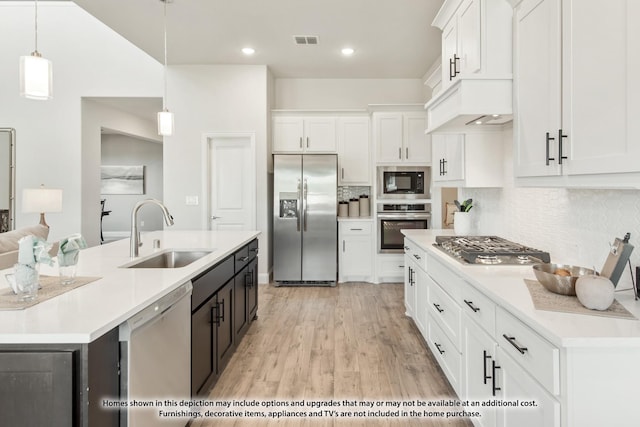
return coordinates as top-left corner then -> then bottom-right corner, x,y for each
303,178 -> 308,232
296,178 -> 302,232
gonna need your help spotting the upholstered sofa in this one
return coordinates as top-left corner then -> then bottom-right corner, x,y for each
0,224 -> 50,270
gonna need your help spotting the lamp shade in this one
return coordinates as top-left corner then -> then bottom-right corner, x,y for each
157,110 -> 174,136
20,53 -> 53,100
22,187 -> 62,213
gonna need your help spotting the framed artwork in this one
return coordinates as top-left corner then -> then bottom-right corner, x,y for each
100,165 -> 145,195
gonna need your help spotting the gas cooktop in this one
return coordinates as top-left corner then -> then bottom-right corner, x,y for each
434,236 -> 551,265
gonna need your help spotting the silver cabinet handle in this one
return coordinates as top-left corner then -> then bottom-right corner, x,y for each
306,137 -> 309,148
341,168 -> 344,179
342,240 -> 345,252
398,147 -> 401,159
406,147 -> 409,159
350,228 -> 362,231
211,215 -> 222,220
299,137 -> 302,148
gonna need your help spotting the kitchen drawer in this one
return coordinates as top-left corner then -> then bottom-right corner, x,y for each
427,253 -> 464,301
427,318 -> 461,395
378,255 -> 405,278
192,256 -> 234,310
234,244 -> 250,272
460,280 -> 496,336
248,239 -> 259,260
427,279 -> 462,351
404,238 -> 427,271
340,221 -> 372,236
496,307 -> 560,396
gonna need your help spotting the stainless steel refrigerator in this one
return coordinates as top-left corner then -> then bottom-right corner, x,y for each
273,154 -> 337,285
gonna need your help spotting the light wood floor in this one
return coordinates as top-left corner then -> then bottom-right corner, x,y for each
192,282 -> 473,427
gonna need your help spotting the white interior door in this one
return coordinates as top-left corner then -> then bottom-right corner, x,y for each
208,134 -> 256,231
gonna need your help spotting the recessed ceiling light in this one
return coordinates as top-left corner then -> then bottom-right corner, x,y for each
341,48 -> 355,56
242,47 -> 255,55
475,120 -> 483,125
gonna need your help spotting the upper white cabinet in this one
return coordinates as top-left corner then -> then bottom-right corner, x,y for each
374,111 -> 431,164
273,116 -> 337,153
426,0 -> 513,132
337,117 -> 370,185
514,0 -> 640,187
431,131 -> 504,187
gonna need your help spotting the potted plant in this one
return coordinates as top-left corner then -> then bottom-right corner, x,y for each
453,198 -> 473,235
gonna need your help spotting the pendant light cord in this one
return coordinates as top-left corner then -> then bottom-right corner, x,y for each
163,0 -> 168,111
34,0 -> 39,53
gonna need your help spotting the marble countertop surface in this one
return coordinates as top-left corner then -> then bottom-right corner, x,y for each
0,230 -> 260,344
402,229 -> 640,348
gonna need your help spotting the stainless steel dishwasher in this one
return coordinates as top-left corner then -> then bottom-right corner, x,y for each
119,281 -> 192,427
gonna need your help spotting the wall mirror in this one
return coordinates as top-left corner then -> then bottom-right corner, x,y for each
0,128 -> 16,232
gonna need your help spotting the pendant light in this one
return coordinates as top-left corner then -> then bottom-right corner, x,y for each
20,0 -> 52,100
157,0 -> 174,136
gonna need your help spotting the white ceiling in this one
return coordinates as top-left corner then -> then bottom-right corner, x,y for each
72,0 -> 444,79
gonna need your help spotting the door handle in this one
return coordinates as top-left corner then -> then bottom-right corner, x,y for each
296,179 -> 301,232
342,240 -> 345,252
218,299 -> 225,322
341,168 -> 344,179
558,128 -> 568,165
464,299 -> 480,313
483,351 -> 492,384
492,360 -> 501,396
545,132 -> 555,165
211,215 -> 222,220
406,147 -> 409,159
303,178 -> 308,232
398,147 -> 402,160
434,342 -> 445,355
442,159 -> 448,175
433,303 -> 444,313
502,334 -> 528,355
453,54 -> 460,78
299,137 -> 302,149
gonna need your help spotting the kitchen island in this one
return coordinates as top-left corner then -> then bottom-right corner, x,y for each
0,230 -> 260,427
402,229 -> 640,427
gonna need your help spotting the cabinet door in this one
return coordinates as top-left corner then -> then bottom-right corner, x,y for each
458,0 -> 481,75
442,17 -> 459,88
432,134 -> 448,182
304,117 -> 337,152
192,299 -> 215,395
216,280 -> 234,372
414,267 -> 429,338
273,117 -> 304,152
445,134 -> 465,181
463,317 -> 497,427
338,117 -> 370,185
496,348 -> 560,427
514,0 -> 562,177
403,113 -> 431,164
247,257 -> 258,321
340,234 -> 373,278
562,0 -> 640,175
0,351 -> 74,426
375,113 -> 403,163
234,266 -> 248,338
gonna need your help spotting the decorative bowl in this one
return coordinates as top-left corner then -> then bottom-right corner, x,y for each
532,263 -> 598,296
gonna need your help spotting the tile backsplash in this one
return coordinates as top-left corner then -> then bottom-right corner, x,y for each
459,127 -> 640,292
338,186 -> 370,202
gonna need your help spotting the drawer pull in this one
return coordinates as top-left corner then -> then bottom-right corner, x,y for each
433,303 -> 444,313
503,334 -> 528,355
350,228 -> 363,231
413,254 -> 421,260
464,299 -> 480,313
404,246 -> 410,251
434,342 -> 445,355
238,256 -> 250,262
483,351 -> 492,385
491,360 -> 501,396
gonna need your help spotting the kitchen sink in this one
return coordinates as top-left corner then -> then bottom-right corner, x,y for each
122,250 -> 213,269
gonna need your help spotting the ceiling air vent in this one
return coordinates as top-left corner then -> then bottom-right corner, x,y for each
294,35 -> 319,45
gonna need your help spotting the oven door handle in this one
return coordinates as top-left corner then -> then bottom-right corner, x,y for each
377,213 -> 432,220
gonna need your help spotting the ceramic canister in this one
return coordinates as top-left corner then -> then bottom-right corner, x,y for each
338,201 -> 349,217
348,198 -> 360,217
359,195 -> 370,217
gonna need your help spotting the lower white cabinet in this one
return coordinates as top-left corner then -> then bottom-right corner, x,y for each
495,347 -> 561,427
338,220 -> 373,282
404,257 -> 416,318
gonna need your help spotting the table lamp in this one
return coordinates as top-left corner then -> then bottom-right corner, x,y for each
22,184 -> 63,227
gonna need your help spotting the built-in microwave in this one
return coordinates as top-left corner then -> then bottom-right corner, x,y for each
376,166 -> 430,199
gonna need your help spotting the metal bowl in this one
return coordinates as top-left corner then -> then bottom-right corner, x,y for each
532,263 -> 598,296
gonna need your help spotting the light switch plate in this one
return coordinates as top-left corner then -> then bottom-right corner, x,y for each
186,196 -> 199,205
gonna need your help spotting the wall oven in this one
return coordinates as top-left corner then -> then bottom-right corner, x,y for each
377,203 -> 430,253
377,166 -> 430,199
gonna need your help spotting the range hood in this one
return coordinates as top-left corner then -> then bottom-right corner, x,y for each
424,76 -> 512,133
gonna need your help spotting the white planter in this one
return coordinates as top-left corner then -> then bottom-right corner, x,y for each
453,211 -> 472,235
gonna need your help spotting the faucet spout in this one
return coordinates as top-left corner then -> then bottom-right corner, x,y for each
130,199 -> 174,257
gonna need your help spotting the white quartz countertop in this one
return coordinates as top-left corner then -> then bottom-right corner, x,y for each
402,229 -> 640,348
0,230 -> 260,344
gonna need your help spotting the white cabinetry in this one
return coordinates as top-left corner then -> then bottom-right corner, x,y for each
404,239 -> 428,335
374,112 -> 430,164
338,220 -> 373,283
273,116 -> 336,153
337,117 -> 370,185
514,0 -> 640,187
431,131 -> 504,187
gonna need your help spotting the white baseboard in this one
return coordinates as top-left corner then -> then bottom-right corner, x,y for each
258,272 -> 270,285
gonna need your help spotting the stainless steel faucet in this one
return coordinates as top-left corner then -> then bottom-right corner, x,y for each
130,199 -> 174,257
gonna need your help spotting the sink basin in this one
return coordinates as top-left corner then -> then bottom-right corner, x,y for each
123,250 -> 213,269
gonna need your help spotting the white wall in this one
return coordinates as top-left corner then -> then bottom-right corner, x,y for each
0,2 -> 163,243
164,65 -> 270,282
460,125 -> 640,292
274,78 -> 426,109
101,134 -> 164,234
